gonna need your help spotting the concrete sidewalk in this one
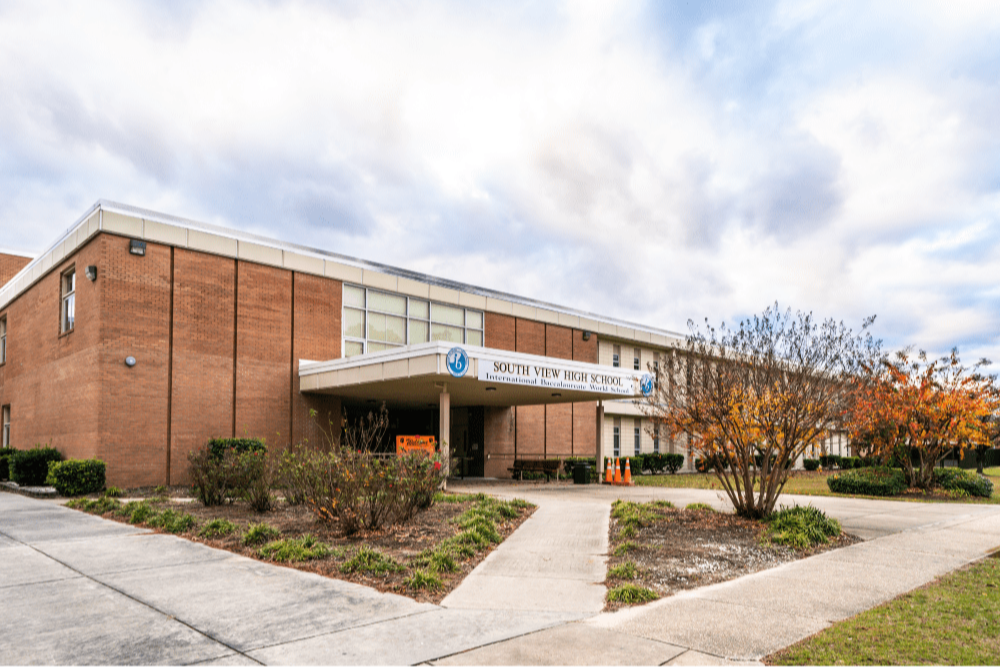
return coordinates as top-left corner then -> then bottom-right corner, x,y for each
0,492 -> 584,665
436,481 -> 1000,665
3,485 -> 1000,665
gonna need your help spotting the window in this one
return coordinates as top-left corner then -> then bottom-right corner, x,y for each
613,417 -> 621,457
653,423 -> 660,454
2,406 -> 9,449
0,315 -> 6,364
633,348 -> 640,371
634,424 -> 641,456
612,344 -> 620,368
342,284 -> 484,357
61,268 -> 76,333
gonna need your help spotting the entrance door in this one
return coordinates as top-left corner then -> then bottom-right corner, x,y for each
449,407 -> 485,477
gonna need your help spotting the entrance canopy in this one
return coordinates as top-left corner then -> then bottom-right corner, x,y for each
299,341 -> 646,407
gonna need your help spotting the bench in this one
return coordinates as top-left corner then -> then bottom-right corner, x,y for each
508,458 -> 561,482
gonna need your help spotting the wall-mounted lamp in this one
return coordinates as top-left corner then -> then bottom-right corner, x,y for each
85,265 -> 98,281
129,239 -> 146,256
485,387 -> 497,392
551,392 -> 562,397
582,331 -> 591,341
124,356 -> 137,368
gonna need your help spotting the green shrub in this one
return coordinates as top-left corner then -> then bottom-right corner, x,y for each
258,535 -> 330,562
765,505 -> 841,549
45,459 -> 106,496
9,446 -> 63,486
199,518 -> 239,538
606,584 -> 658,604
67,496 -> 120,514
243,522 -> 280,546
686,502 -> 715,512
839,456 -> 860,470
340,546 -> 405,574
934,468 -> 994,498
207,438 -> 266,459
406,569 -> 443,591
120,501 -> 157,524
803,458 -> 820,471
827,467 -> 906,496
104,486 -> 124,498
148,509 -> 196,534
608,562 -> 637,580
828,454 -> 843,468
663,453 -> 685,474
0,447 -> 16,480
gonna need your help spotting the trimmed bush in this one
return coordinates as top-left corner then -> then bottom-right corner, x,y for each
9,446 -> 63,486
934,468 -> 994,498
45,459 -> 106,496
839,456 -> 860,470
663,453 -> 684,474
803,458 -> 820,471
207,438 -> 266,459
827,467 -> 906,496
765,505 -> 841,549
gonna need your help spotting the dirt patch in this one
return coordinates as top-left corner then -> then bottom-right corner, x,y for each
605,503 -> 860,611
74,494 -> 533,605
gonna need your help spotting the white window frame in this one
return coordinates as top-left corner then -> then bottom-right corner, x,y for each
633,348 -> 640,371
612,344 -> 620,368
653,423 -> 660,454
61,267 -> 76,334
2,405 -> 9,449
0,315 -> 6,364
342,284 -> 484,357
634,424 -> 641,456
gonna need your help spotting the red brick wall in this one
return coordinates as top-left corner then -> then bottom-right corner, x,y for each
0,253 -> 31,287
484,312 -> 515,351
98,236 -> 172,486
234,261 -> 292,449
514,318 -> 545,457
545,324 -> 573,457
0,240 -> 102,463
168,249 -> 235,484
291,273 -> 342,449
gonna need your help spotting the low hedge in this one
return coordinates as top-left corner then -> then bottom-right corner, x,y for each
803,458 -> 820,471
827,467 -> 906,497
46,459 -> 106,496
562,457 -> 599,481
207,438 -> 266,460
839,456 -> 861,470
9,446 -> 63,486
934,468 -> 994,498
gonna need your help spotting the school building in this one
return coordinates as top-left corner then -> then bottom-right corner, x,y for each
0,200 -> 702,487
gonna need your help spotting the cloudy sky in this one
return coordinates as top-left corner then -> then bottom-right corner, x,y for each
1,0 -> 998,363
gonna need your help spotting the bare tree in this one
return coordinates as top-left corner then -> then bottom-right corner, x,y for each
643,304 -> 879,519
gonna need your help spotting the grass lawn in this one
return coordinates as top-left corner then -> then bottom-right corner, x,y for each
767,554 -> 1000,665
634,470 -> 1000,504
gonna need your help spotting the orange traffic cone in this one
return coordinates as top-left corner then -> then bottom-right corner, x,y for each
605,458 -> 613,483
614,458 -> 622,484
624,458 -> 632,485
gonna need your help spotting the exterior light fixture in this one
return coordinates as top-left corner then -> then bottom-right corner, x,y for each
485,387 -> 497,392
551,392 -> 562,397
582,331 -> 591,341
124,356 -> 137,368
129,239 -> 146,256
85,265 -> 98,281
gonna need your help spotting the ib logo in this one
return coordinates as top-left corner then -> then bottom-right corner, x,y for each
446,347 -> 469,378
640,373 -> 654,397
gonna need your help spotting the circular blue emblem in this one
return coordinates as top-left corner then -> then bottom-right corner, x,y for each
640,373 -> 654,396
446,347 -> 469,378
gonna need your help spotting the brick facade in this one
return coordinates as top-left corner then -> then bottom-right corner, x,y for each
0,253 -> 32,287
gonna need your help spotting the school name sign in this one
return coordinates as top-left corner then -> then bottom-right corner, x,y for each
478,358 -> 637,396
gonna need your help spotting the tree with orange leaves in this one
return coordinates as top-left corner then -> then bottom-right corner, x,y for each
846,349 -> 997,490
643,304 -> 879,519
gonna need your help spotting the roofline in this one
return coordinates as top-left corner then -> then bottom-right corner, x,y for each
0,200 -> 687,346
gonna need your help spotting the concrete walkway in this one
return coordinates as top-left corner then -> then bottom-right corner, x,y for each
3,484 -> 1000,665
434,481 -> 1000,665
441,494 -> 609,614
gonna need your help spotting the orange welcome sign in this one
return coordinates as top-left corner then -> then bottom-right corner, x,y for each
396,435 -> 437,456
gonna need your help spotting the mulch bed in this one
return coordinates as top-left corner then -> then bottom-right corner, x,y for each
605,503 -> 860,611
75,493 -> 533,605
